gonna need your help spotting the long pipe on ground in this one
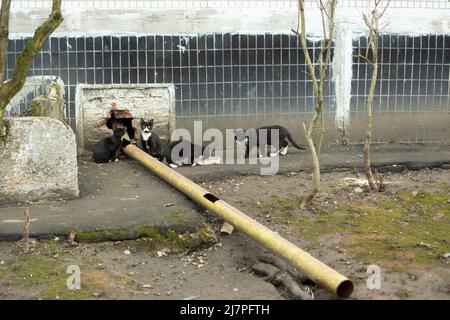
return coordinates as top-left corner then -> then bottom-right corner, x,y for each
123,144 -> 353,298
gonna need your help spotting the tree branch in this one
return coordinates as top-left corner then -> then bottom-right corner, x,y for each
354,53 -> 375,67
297,0 -> 319,97
0,0 -> 12,82
0,0 -> 63,106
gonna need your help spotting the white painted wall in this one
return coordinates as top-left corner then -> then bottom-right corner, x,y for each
7,6 -> 450,37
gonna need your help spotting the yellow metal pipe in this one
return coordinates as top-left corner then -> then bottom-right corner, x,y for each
123,144 -> 353,298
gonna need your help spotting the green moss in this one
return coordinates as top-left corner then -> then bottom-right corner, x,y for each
133,225 -> 165,241
195,223 -> 218,244
40,276 -> 96,300
261,191 -> 450,270
75,228 -> 133,242
5,255 -> 63,287
165,229 -> 180,242
74,222 -> 217,252
0,119 -> 11,144
437,182 -> 450,192
259,195 -> 303,216
0,252 -> 139,300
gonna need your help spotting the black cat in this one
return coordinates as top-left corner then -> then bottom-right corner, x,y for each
161,138 -> 211,168
93,127 -> 127,163
140,118 -> 163,161
234,125 -> 306,158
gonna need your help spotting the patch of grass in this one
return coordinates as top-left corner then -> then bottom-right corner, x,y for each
7,255 -> 63,287
437,182 -> 450,192
0,253 -> 139,300
259,195 -> 303,216
261,191 -> 450,271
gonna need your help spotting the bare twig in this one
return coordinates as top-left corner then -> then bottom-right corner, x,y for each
22,208 -> 30,254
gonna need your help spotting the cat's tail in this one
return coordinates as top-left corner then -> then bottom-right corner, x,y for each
286,131 -> 306,150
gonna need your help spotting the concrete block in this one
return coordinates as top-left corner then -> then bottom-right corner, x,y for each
0,117 -> 79,204
75,84 -> 175,152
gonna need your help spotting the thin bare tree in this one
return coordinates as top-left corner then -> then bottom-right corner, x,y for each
0,0 -> 63,135
357,0 -> 390,192
292,0 -> 337,208
22,208 -> 30,254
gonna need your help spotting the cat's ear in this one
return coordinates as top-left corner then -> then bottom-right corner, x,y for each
149,119 -> 154,126
140,118 -> 145,125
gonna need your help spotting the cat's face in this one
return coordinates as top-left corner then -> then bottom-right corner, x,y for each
140,119 -> 154,133
234,128 -> 248,144
113,127 -> 127,137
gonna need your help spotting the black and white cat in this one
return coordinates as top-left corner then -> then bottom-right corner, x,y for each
93,127 -> 128,163
161,138 -> 213,168
234,125 -> 306,158
140,118 -> 164,161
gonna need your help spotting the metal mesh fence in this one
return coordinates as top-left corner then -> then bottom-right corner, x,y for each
3,0 -> 450,143
8,0 -> 450,9
352,34 -> 450,143
5,34 -> 334,130
5,32 -> 449,143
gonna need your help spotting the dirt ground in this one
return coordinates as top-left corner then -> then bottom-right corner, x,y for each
0,167 -> 449,300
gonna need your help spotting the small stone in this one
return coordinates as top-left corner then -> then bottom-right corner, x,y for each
142,284 -> 153,289
157,251 -> 166,257
123,250 -> 131,255
354,187 -> 363,193
233,288 -> 239,292
411,191 -> 418,197
441,252 -> 450,259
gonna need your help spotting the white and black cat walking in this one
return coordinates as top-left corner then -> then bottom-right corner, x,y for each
234,125 -> 306,158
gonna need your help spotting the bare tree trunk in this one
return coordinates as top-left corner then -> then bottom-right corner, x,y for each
361,0 -> 390,192
0,0 -> 63,134
294,0 -> 336,208
364,55 -> 379,191
301,121 -> 321,208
